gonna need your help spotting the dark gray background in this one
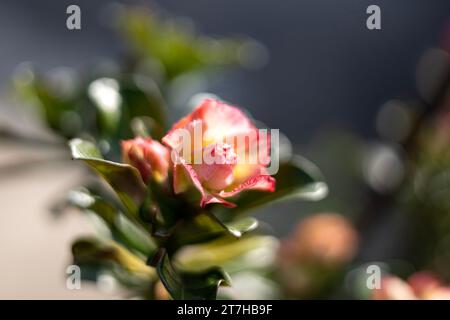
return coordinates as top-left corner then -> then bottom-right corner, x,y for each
0,0 -> 449,240
1,0 -> 449,141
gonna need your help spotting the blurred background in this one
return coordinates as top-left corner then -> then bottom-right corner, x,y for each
1,0 -> 450,299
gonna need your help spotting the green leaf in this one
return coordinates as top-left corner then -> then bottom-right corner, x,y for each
14,66 -> 82,138
72,238 -> 157,296
167,213 -> 259,251
70,138 -> 103,158
87,77 -> 122,136
157,251 -> 231,300
69,138 -> 147,215
117,7 -> 249,80
207,214 -> 259,238
175,235 -> 278,272
67,188 -> 156,256
72,237 -> 156,278
130,116 -> 164,139
216,155 -> 328,217
120,76 -> 167,135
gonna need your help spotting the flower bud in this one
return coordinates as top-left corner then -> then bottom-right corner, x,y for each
121,137 -> 170,183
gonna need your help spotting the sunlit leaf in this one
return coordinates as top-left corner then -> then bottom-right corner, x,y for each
72,237 -> 156,278
69,138 -> 146,215
167,213 -> 259,252
157,250 -> 231,300
68,188 -> 156,256
207,214 -> 259,238
175,235 -> 278,272
87,77 -> 122,135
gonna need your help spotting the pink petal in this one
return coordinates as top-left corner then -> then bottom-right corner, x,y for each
162,99 -> 257,150
199,99 -> 257,138
219,175 -> 276,198
172,153 -> 235,208
192,143 -> 237,191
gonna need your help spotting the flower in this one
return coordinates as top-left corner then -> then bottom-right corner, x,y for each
372,272 -> 450,300
162,99 -> 275,207
276,213 -> 358,298
279,213 -> 358,266
121,136 -> 170,183
372,276 -> 417,300
408,271 -> 442,298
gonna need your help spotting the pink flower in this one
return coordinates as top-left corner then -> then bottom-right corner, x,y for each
372,272 -> 450,300
408,272 -> 450,300
408,271 -> 442,298
372,276 -> 417,300
121,137 -> 170,183
162,99 -> 275,207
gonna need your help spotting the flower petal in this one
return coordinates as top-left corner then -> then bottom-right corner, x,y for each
219,175 -> 276,198
172,153 -> 235,208
121,137 -> 170,183
163,99 -> 257,151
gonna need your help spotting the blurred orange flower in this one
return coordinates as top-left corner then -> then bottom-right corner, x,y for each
279,212 -> 358,266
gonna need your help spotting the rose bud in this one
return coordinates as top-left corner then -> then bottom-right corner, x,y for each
121,136 -> 170,183
281,213 -> 358,266
372,276 -> 417,300
162,99 -> 275,207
